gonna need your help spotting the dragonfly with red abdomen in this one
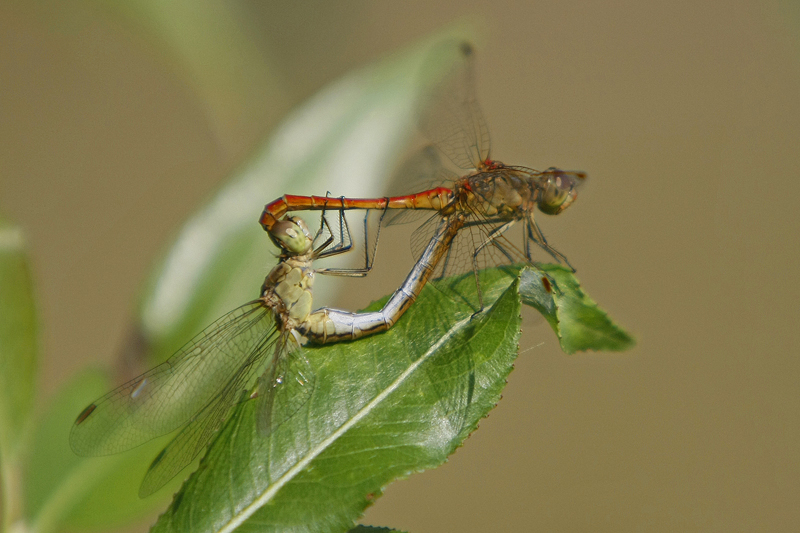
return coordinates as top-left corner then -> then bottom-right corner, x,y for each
259,41 -> 586,307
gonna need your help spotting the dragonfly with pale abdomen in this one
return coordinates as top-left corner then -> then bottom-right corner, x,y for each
259,42 -> 586,308
70,208 -> 463,497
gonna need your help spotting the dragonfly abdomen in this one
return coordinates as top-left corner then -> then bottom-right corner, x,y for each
300,214 -> 463,344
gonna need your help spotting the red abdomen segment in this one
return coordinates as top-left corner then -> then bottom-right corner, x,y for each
260,188 -> 453,230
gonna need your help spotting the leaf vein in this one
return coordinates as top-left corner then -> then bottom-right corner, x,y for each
215,314 -> 473,533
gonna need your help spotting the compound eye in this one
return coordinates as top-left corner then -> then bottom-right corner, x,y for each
269,217 -> 313,254
537,169 -> 585,215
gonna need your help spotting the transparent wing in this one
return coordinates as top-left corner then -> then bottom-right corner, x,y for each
387,145 -> 452,196
408,211 -> 530,309
255,335 -> 315,436
409,212 -> 528,276
70,301 -> 275,457
417,41 -> 491,170
137,323 -> 280,497
384,145 -> 459,228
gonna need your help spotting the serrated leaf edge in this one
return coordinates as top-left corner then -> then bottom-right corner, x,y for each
216,314 -> 473,533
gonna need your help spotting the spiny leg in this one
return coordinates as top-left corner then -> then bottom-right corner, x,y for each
313,199 -> 353,259
316,201 -> 390,277
526,215 -> 575,272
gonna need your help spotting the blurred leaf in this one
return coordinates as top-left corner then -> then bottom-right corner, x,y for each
0,220 -> 37,455
96,0 -> 292,156
0,218 -> 37,530
150,267 -> 522,533
26,371 -> 106,525
520,264 -> 636,353
137,33 -> 469,367
25,370 -> 181,533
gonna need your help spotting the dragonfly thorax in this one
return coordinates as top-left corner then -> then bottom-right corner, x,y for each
459,170 -> 534,219
262,256 -> 315,328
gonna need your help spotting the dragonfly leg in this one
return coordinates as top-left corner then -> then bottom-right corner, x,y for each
312,198 -> 354,259
301,216 -> 462,343
526,215 -> 575,272
469,219 -> 517,309
316,201 -> 390,277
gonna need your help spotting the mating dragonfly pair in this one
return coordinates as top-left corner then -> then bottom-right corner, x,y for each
69,42 -> 587,497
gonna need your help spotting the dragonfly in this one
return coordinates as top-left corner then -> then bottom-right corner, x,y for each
259,41 -> 586,308
70,208 -> 463,497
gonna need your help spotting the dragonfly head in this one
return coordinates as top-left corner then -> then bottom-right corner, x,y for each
537,168 -> 587,215
269,216 -> 314,255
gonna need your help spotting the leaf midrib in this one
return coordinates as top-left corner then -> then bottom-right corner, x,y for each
216,314 -> 473,533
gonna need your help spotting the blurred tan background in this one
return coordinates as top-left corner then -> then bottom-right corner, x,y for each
2,0 -> 799,531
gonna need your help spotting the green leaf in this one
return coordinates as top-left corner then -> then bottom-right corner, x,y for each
0,219 -> 37,454
520,264 -> 636,354
0,218 -> 37,531
150,268 -> 523,533
137,32 -> 469,367
145,264 -> 633,532
26,371 -> 107,524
